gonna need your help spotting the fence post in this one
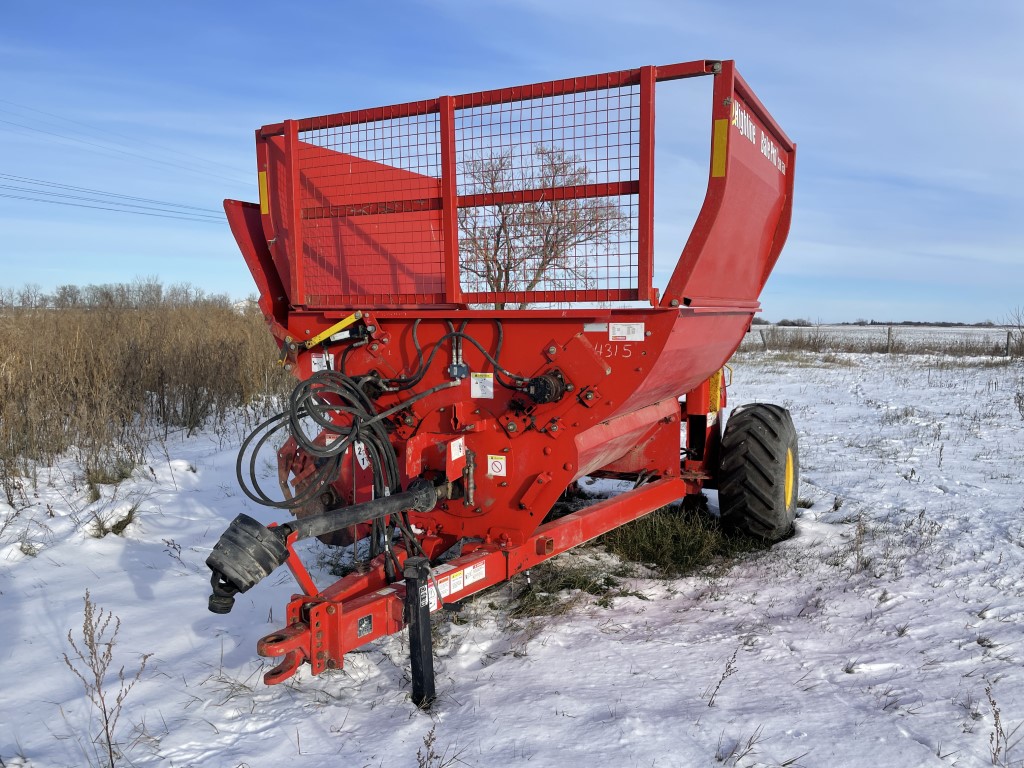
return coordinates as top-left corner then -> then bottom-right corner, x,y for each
759,330 -> 768,351
886,326 -> 893,354
1007,330 -> 1012,357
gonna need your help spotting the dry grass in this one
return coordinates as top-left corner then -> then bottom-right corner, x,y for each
0,282 -> 290,494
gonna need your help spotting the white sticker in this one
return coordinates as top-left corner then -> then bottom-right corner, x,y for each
609,323 -> 645,342
437,576 -> 451,599
470,372 -> 494,399
354,441 -> 370,470
487,454 -> 507,477
450,437 -> 466,461
584,323 -> 608,333
449,570 -> 464,594
310,353 -> 335,372
464,562 -> 485,586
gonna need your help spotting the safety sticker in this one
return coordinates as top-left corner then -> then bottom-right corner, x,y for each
449,569 -> 465,594
486,454 -> 507,477
470,372 -> 494,399
450,437 -> 466,461
464,562 -> 485,586
310,353 -> 335,372
609,322 -> 645,342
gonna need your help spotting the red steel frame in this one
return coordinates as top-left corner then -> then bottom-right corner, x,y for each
224,59 -> 795,684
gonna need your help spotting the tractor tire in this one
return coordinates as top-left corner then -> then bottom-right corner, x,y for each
718,403 -> 799,541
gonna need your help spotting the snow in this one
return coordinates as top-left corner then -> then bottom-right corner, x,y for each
2,346 -> 1023,767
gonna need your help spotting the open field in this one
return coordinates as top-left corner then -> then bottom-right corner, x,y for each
1,338 -> 1023,766
741,324 -> 1022,357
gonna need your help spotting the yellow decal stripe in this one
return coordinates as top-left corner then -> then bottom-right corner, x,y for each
708,370 -> 722,413
258,171 -> 269,215
711,118 -> 729,178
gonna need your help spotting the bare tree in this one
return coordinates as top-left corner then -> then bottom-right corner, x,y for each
457,146 -> 628,309
1006,306 -> 1024,357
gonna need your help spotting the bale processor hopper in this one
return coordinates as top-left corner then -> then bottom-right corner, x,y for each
208,59 -> 797,705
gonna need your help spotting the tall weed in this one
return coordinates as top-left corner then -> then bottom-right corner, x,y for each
0,282 -> 290,484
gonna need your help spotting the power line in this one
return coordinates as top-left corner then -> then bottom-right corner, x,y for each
0,116 -> 250,186
0,184 -> 223,219
0,98 -> 251,180
0,173 -> 222,215
0,192 -> 223,223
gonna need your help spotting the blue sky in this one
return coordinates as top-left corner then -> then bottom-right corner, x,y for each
2,1 -> 1021,322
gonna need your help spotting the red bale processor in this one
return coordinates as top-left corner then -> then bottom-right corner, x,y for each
207,59 -> 797,705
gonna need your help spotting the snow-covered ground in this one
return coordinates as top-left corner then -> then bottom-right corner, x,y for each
2,347 -> 1024,767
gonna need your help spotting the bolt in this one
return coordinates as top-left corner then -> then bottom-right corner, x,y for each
670,299 -> 679,307
500,481 -> 508,487
503,447 -> 510,453
506,422 -> 517,432
584,391 -> 595,401
565,383 -> 575,392
550,424 -> 558,431
645,330 -> 652,337
326,605 -> 336,615
370,343 -> 379,351
316,651 -> 326,660
547,345 -> 557,355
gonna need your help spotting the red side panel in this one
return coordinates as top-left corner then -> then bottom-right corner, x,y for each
296,144 -> 446,306
662,62 -> 795,309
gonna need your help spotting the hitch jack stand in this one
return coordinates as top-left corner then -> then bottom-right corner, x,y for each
404,557 -> 436,709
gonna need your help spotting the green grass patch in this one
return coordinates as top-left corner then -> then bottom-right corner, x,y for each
598,503 -> 771,577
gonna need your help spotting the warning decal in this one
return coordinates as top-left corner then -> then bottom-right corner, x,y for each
487,454 -> 507,477
470,372 -> 494,399
450,437 -> 466,461
464,562 -> 485,586
311,353 -> 335,372
427,561 -> 486,608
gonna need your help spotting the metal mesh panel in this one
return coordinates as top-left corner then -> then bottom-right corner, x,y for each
297,114 -> 445,305
455,85 -> 640,306
281,79 -> 643,308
